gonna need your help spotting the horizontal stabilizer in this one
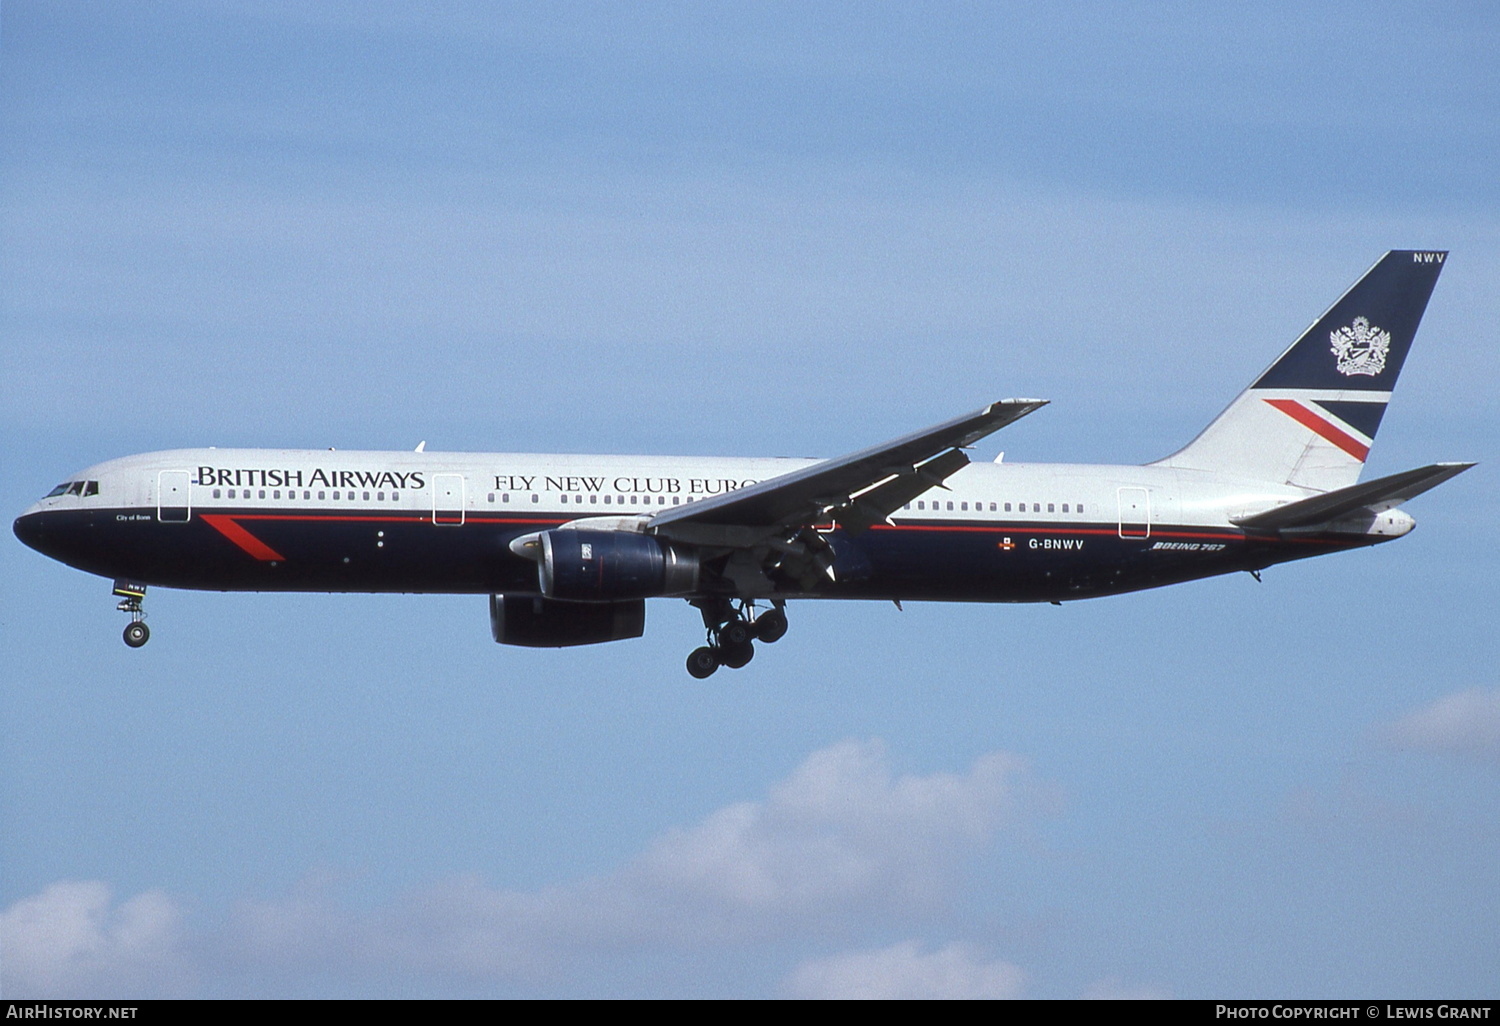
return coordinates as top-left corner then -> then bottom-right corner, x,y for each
1232,462 -> 1474,531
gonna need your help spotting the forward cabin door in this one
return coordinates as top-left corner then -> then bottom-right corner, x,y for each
1117,486 -> 1151,539
157,470 -> 191,523
433,473 -> 465,525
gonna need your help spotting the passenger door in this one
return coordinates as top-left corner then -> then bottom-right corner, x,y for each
157,470 -> 191,523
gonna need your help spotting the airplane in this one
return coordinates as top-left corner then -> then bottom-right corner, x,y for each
13,250 -> 1472,677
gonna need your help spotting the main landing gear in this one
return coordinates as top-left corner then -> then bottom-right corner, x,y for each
113,579 -> 150,648
685,598 -> 788,679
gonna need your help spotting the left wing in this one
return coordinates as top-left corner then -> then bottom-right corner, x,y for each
648,398 -> 1046,548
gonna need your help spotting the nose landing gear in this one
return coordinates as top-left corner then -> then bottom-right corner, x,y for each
113,579 -> 150,648
684,598 -> 788,678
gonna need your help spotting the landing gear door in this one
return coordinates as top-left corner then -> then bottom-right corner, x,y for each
157,470 -> 191,523
1117,486 -> 1150,539
433,473 -> 465,526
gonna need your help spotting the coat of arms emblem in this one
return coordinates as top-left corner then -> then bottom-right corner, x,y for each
1329,316 -> 1391,376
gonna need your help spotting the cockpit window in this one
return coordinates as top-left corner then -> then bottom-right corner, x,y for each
43,480 -> 99,498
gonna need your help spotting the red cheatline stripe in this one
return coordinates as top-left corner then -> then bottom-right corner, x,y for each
229,513 -> 564,526
1264,398 -> 1369,461
200,514 -> 287,561
872,523 -> 1250,541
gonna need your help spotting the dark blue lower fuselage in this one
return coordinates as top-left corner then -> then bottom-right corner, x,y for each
12,506 -> 1373,603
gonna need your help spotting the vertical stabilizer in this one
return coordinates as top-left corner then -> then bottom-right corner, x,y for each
1153,251 -> 1446,491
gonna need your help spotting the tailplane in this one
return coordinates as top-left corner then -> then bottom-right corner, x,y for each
1231,462 -> 1473,531
1153,251 -> 1447,491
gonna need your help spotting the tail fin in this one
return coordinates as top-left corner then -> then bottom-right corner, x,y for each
1153,251 -> 1447,491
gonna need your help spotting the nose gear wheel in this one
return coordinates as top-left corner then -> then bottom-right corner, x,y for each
113,579 -> 150,647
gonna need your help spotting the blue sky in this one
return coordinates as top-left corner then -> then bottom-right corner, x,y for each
2,1 -> 1497,998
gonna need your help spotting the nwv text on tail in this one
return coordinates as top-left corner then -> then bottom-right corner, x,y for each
14,251 -> 1472,676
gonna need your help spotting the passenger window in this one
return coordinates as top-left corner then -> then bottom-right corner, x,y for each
333,491 -> 340,500
319,491 -> 326,500
561,494 -> 568,503
591,495 -> 598,504
392,492 -> 400,501
531,494 -> 539,503
917,501 -> 924,510
1048,503 -> 1054,513
1032,503 -> 1040,512
617,495 -> 625,505
604,495 -> 611,505
377,491 -> 384,501
261,490 -> 267,499
487,493 -> 495,503
273,490 -> 281,500
1062,503 -> 1068,512
672,496 -> 679,505
213,488 -> 222,499
630,496 -> 638,505
903,503 -> 911,510
362,491 -> 370,501
502,493 -> 509,503
961,502 -> 968,511
946,501 -> 954,511
1004,502 -> 1011,512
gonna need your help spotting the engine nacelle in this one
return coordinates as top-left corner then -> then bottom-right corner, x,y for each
489,594 -> 645,647
538,529 -> 700,602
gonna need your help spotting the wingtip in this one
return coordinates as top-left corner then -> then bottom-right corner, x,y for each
987,397 -> 1049,413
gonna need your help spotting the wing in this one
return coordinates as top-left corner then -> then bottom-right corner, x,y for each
647,398 -> 1046,550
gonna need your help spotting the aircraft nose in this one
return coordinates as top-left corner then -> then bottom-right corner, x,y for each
13,512 -> 46,553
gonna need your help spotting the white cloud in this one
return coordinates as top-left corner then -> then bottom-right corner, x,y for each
1382,688 -> 1500,765
0,739 -> 1029,993
783,941 -> 1026,1000
225,739 -> 1030,978
0,881 -> 194,998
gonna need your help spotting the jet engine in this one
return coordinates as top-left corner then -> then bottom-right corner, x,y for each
535,529 -> 700,602
489,594 -> 646,647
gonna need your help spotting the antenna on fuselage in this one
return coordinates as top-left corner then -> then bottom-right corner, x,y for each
414,441 -> 427,453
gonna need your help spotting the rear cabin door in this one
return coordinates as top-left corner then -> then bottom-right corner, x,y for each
433,473 -> 465,525
157,470 -> 191,523
1117,486 -> 1151,539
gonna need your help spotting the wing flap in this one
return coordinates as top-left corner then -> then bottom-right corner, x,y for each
831,448 -> 972,534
